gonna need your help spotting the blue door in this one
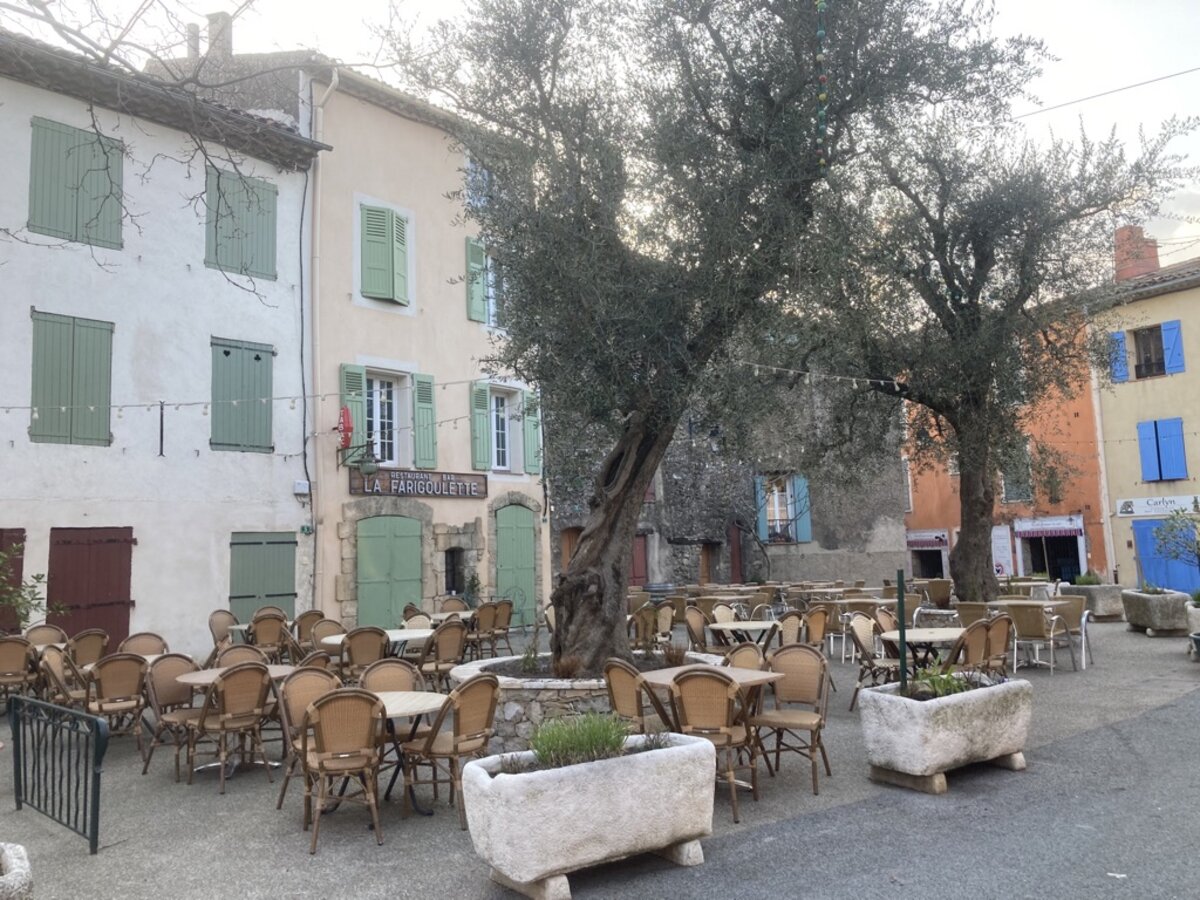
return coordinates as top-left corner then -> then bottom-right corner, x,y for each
1131,519 -> 1200,593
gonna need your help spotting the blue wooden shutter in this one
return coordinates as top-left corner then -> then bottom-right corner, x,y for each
211,338 -> 273,452
392,212 -> 409,305
470,381 -> 491,470
790,475 -> 812,543
753,476 -> 768,542
1137,420 -> 1161,482
1157,417 -> 1188,480
77,130 -> 123,249
340,363 -> 367,464
28,118 -> 78,240
361,206 -> 394,299
70,317 -> 114,445
413,373 -> 437,469
466,237 -> 487,322
522,390 -> 542,474
30,311 -> 75,443
1109,331 -> 1129,383
1163,320 -> 1185,374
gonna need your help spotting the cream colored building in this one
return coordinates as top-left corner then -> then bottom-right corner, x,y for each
1096,226 -> 1200,592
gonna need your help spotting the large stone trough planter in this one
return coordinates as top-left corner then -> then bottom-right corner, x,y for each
1061,584 -> 1125,620
1121,589 -> 1190,636
0,843 -> 32,900
462,733 -> 715,900
858,679 -> 1032,795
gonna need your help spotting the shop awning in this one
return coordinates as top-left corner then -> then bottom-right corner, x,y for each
907,537 -> 948,549
1014,526 -> 1082,539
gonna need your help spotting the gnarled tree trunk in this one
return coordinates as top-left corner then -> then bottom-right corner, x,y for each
950,427 -> 1000,604
551,411 -> 676,674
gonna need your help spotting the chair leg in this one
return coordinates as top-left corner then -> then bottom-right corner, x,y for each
277,755 -> 297,809
724,751 -> 740,824
141,725 -> 160,775
365,771 -> 384,845
254,727 -> 274,784
217,733 -> 228,795
310,775 -> 325,854
452,757 -> 467,831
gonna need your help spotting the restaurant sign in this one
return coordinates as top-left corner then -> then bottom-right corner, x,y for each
350,468 -> 488,499
1115,495 -> 1200,517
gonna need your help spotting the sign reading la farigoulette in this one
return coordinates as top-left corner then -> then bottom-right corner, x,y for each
349,468 -> 488,499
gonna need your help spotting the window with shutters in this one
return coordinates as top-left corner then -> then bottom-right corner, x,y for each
492,393 -> 510,470
471,383 -> 541,474
466,237 -> 505,326
360,203 -> 411,305
1113,321 -> 1184,383
28,117 -> 123,249
1138,418 -> 1188,482
211,337 -> 274,452
343,365 -> 435,469
204,167 -> 277,279
366,373 -> 402,466
1134,325 -> 1166,379
30,310 -> 114,446
754,473 -> 812,544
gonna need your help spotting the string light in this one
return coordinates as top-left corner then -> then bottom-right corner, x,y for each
814,0 -> 830,172
734,359 -> 899,391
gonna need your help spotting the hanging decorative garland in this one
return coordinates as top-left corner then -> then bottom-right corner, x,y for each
815,0 -> 829,174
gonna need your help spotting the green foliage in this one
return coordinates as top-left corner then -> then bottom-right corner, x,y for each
530,714 -> 630,770
1141,583 -> 1167,595
0,544 -> 49,629
904,668 -> 975,700
1153,511 -> 1200,573
1075,570 -> 1102,586
1191,589 -> 1200,608
463,570 -> 482,607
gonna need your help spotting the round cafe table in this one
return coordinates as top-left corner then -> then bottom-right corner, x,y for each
880,628 -> 963,668
176,664 -> 296,687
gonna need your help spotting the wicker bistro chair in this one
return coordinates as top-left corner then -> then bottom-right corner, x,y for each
684,607 -> 715,654
361,658 -> 424,693
846,614 -> 906,712
1056,594 -> 1095,669
209,610 -> 239,647
248,612 -> 289,663
775,610 -> 804,648
341,627 -> 389,685
298,650 -> 333,670
293,610 -> 325,652
628,603 -> 658,649
309,619 -> 346,662
253,605 -> 287,619
141,654 -> 203,780
401,673 -> 501,829
465,603 -> 499,661
655,604 -> 676,645
418,619 -> 468,692
276,667 -> 342,810
873,607 -> 898,634
39,645 -> 87,708
119,632 -> 169,655
186,661 -> 275,794
749,643 -> 831,794
402,603 -> 422,621
938,620 -> 989,675
671,667 -> 759,823
87,652 -> 149,757
301,689 -> 386,853
1009,604 -> 1075,673
67,629 -> 109,667
440,596 -> 470,613
953,602 -> 993,628
984,613 -> 1015,678
24,623 -> 67,646
216,644 -> 269,667
0,636 -> 38,704
711,603 -> 737,624
603,658 -> 673,734
724,642 -> 765,671
493,600 -> 516,656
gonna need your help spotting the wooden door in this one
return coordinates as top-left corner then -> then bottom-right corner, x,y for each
728,523 -> 743,584
357,516 -> 423,627
699,542 -> 717,585
47,527 -> 135,644
496,505 -> 536,626
229,532 -> 297,622
629,534 -> 648,587
0,528 -> 26,633
560,527 -> 582,571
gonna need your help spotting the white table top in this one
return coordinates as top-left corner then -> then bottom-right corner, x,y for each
880,628 -> 963,643
228,621 -> 293,634
176,664 -> 295,686
319,628 -> 435,649
640,664 -> 783,690
430,610 -> 471,623
375,690 -> 448,719
708,621 -> 779,633
82,652 -> 171,672
988,598 -> 1071,609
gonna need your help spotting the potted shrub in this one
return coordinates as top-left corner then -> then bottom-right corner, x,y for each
0,543 -> 49,633
1121,584 -> 1190,636
1061,571 -> 1124,620
858,671 -> 1032,795
461,713 -> 715,899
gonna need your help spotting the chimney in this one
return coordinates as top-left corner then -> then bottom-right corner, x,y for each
186,23 -> 200,60
1114,225 -> 1160,282
206,12 -> 233,60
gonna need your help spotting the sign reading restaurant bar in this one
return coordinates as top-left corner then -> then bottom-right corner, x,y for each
350,468 -> 488,499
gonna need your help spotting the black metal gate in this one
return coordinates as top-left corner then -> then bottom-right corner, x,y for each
8,696 -> 109,854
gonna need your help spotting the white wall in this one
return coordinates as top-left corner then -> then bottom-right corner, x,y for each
0,77 -> 314,657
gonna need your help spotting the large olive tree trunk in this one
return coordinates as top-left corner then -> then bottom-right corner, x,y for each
550,412 -> 676,674
949,427 -> 1000,604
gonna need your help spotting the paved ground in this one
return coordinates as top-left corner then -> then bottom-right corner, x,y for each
3,621 -> 1198,899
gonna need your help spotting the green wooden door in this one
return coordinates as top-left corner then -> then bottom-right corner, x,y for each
356,516 -> 423,627
229,532 -> 297,623
495,505 -> 536,627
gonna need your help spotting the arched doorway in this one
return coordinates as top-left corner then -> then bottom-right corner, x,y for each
356,515 -> 422,627
495,504 -> 536,626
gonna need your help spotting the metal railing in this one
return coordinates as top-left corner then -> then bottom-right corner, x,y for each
8,696 -> 109,854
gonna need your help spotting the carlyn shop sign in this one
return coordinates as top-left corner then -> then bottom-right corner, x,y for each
350,468 -> 488,499
1115,495 -> 1200,517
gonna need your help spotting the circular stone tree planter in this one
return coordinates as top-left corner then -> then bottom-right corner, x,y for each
1060,585 -> 1125,620
1121,589 -> 1190,636
0,843 -> 32,900
450,653 -> 722,754
462,733 -> 715,900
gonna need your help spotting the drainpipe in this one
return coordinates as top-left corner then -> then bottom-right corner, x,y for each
1089,362 -> 1118,582
310,68 -> 339,611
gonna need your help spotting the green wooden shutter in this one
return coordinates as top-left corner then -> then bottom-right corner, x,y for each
470,381 -> 492,470
392,211 -> 410,305
30,311 -> 75,443
522,390 -> 542,475
28,118 -> 77,240
70,317 -> 114,445
77,131 -> 123,249
204,167 -> 222,269
229,532 -> 297,621
206,169 -> 277,279
466,237 -> 487,321
242,177 -> 277,279
211,338 -> 273,452
340,363 -> 367,463
413,373 -> 437,469
361,205 -> 394,299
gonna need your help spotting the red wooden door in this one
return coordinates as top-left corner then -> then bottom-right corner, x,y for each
0,528 -> 25,634
47,527 -> 135,644
728,523 -> 744,585
629,534 -> 648,587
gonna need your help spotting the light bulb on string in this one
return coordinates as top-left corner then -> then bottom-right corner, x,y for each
202,404 -> 209,416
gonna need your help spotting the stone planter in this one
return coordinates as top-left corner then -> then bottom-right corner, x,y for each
0,843 -> 32,900
450,652 -> 722,754
858,678 -> 1033,795
1121,590 -> 1190,636
1060,585 -> 1125,620
462,733 -> 715,900
1190,633 -> 1200,660
1186,604 -> 1200,640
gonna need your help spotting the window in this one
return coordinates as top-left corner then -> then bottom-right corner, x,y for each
1000,445 -> 1033,503
1134,325 -> 1165,379
340,365 -> 436,469
28,117 -> 123,248
1112,321 -> 1184,383
366,374 -> 400,466
205,167 -> 277,279
470,383 -> 541,474
466,237 -> 505,326
211,337 -> 273,452
360,204 -> 409,304
1138,418 -> 1188,482
754,474 -> 812,543
30,310 -> 113,446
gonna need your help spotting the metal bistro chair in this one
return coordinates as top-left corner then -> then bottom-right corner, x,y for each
603,658 -> 673,734
749,643 -> 831,794
1010,604 -> 1075,674
141,654 -> 203,781
276,666 -> 342,809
